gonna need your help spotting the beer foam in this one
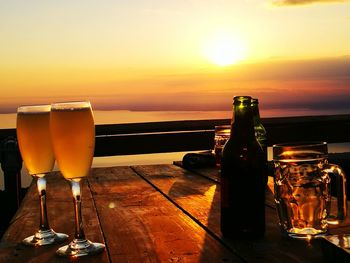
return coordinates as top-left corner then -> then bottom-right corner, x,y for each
17,105 -> 51,114
51,107 -> 90,112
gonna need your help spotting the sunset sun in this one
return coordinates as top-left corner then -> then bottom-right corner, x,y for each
203,33 -> 247,66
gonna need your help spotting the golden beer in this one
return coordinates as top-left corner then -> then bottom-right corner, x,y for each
16,106 -> 55,175
16,104 -> 69,246
52,102 -> 105,256
50,104 -> 95,180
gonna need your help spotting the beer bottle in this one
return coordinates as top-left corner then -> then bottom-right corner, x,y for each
252,98 -> 268,185
220,96 -> 265,238
251,98 -> 267,154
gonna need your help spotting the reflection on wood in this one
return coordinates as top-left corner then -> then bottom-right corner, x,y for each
0,172 -> 108,263
132,164 -> 350,263
0,166 -> 241,263
2,164 -> 350,262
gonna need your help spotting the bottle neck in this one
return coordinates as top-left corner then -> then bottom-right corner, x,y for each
252,103 -> 260,119
252,102 -> 262,126
231,101 -> 255,139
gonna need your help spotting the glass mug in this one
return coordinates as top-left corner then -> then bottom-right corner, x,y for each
273,142 -> 347,239
214,125 -> 231,166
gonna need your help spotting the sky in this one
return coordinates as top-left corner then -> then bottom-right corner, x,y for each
0,0 -> 349,114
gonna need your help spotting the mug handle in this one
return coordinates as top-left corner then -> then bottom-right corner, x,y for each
324,164 -> 347,223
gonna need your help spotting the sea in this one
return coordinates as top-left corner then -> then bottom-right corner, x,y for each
1,108 -> 350,189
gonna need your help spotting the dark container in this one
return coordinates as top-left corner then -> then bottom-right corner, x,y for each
220,96 -> 266,238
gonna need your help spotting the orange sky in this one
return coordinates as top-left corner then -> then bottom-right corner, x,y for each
0,1 -> 349,114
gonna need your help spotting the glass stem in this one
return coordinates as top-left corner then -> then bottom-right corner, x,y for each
71,180 -> 86,240
37,176 -> 50,231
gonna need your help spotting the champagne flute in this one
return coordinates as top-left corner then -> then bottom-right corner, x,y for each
16,105 -> 68,246
50,101 -> 105,257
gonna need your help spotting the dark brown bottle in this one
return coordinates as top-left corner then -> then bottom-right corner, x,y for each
220,96 -> 265,238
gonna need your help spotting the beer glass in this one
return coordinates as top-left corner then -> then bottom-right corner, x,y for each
273,142 -> 347,239
16,105 -> 68,246
214,125 -> 230,166
50,101 -> 105,257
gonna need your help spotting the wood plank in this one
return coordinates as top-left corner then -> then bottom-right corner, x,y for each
95,130 -> 213,156
2,113 -> 350,137
95,119 -> 230,135
2,114 -> 350,157
173,160 -> 220,183
93,114 -> 350,138
173,161 -> 275,208
93,114 -> 350,156
0,172 -> 109,263
132,164 -> 347,263
88,166 -> 243,263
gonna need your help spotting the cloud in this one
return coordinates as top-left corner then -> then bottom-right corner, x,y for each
271,0 -> 349,6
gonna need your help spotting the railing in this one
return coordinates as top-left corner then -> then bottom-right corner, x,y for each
1,114 -> 350,157
1,114 -> 350,237
94,114 -> 350,156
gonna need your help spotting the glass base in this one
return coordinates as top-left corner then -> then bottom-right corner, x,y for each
56,238 -> 105,258
22,229 -> 68,246
285,227 -> 327,239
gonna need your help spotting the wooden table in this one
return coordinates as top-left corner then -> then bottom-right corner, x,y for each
0,163 -> 349,263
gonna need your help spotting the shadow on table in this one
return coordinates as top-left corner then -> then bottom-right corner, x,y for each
196,174 -> 331,263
